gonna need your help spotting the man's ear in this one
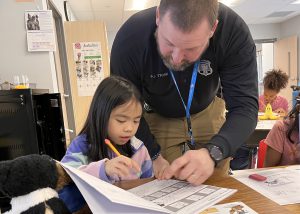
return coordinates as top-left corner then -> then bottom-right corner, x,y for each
156,7 -> 160,26
210,19 -> 219,38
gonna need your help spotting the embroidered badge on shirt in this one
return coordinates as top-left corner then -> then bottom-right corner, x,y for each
198,60 -> 213,76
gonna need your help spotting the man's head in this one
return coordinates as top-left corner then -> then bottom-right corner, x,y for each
155,0 -> 219,71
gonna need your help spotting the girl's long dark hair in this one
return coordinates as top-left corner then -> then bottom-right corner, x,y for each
286,102 -> 300,144
79,76 -> 143,162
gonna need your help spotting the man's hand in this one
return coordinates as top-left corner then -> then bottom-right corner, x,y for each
162,149 -> 214,185
105,156 -> 141,179
153,154 -> 170,179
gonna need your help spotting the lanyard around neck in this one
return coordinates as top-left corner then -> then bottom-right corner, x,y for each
169,61 -> 200,146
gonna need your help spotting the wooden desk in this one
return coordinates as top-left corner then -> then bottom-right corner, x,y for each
116,175 -> 299,214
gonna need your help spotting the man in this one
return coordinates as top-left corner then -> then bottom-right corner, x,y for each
111,0 -> 258,185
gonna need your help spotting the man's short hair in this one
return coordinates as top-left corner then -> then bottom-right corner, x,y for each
158,0 -> 219,32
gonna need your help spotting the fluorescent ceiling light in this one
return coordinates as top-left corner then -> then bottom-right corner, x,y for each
124,0 -> 148,11
219,0 -> 240,7
291,0 -> 300,4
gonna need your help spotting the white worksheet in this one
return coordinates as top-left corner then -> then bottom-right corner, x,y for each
129,179 -> 237,214
199,201 -> 258,214
60,163 -> 170,214
233,167 -> 300,205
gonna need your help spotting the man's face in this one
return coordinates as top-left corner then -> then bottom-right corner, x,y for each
155,10 -> 217,71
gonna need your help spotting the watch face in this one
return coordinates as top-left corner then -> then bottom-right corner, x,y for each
210,146 -> 223,161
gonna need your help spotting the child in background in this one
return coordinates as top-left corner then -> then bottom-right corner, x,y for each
264,103 -> 300,167
231,69 -> 288,170
59,76 -> 153,212
259,69 -> 289,116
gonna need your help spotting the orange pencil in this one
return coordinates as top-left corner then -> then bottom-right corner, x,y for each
105,139 -> 121,156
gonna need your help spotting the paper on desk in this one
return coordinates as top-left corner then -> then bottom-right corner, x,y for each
199,201 -> 258,214
128,179 -> 237,214
286,164 -> 300,173
256,119 -> 277,130
232,167 -> 300,205
60,163 -> 171,214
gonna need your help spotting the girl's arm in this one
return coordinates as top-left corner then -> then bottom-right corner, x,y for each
264,145 -> 282,167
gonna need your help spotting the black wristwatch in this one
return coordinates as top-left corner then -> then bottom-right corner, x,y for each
204,144 -> 224,166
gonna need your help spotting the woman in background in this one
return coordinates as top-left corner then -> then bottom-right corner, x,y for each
259,69 -> 289,116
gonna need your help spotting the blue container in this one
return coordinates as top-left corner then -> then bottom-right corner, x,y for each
292,90 -> 300,107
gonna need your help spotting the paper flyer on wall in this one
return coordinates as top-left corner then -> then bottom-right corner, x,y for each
73,42 -> 104,96
25,10 -> 56,52
60,163 -> 237,214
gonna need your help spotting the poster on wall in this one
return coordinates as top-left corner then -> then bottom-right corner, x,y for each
25,10 -> 56,52
73,42 -> 104,96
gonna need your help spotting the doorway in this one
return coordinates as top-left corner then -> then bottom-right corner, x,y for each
48,0 -> 76,145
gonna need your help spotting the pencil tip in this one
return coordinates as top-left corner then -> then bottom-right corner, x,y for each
104,139 -> 110,145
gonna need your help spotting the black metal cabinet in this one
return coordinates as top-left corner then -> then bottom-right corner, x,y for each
0,89 -> 66,160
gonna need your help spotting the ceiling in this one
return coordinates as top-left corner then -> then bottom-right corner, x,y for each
66,0 -> 300,46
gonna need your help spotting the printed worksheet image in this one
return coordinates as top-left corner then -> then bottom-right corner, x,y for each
129,179 -> 237,214
199,201 -> 258,214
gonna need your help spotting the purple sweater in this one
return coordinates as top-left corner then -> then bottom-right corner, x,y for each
61,135 -> 153,183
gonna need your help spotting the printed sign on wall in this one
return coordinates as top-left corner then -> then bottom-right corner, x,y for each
73,42 -> 104,96
25,10 -> 56,52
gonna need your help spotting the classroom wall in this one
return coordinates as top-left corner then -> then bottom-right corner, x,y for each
279,14 -> 300,84
248,23 -> 281,40
0,0 -> 74,92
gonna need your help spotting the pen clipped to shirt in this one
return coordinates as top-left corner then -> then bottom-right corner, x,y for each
104,139 -> 141,177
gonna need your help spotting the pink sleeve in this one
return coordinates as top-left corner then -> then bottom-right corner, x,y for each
265,121 -> 285,153
259,95 -> 265,112
281,97 -> 289,112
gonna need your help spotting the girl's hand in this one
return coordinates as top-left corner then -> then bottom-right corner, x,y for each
274,108 -> 286,117
104,155 -> 141,179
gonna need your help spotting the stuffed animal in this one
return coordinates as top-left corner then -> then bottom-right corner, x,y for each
0,154 -> 89,214
258,103 -> 280,120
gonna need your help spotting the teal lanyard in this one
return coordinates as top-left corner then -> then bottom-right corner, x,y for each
169,61 -> 200,147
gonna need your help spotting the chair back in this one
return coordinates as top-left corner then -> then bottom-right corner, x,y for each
257,139 -> 267,168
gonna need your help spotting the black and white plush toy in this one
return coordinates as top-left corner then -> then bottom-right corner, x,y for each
0,154 -> 72,214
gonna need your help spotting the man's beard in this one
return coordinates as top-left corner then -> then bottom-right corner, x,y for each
155,30 -> 197,71
160,53 -> 194,71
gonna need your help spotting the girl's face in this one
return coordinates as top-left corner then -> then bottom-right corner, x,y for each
107,98 -> 142,145
263,88 -> 278,104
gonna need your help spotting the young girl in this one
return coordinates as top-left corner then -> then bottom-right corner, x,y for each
259,69 -> 289,116
59,76 -> 153,212
264,103 -> 300,167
